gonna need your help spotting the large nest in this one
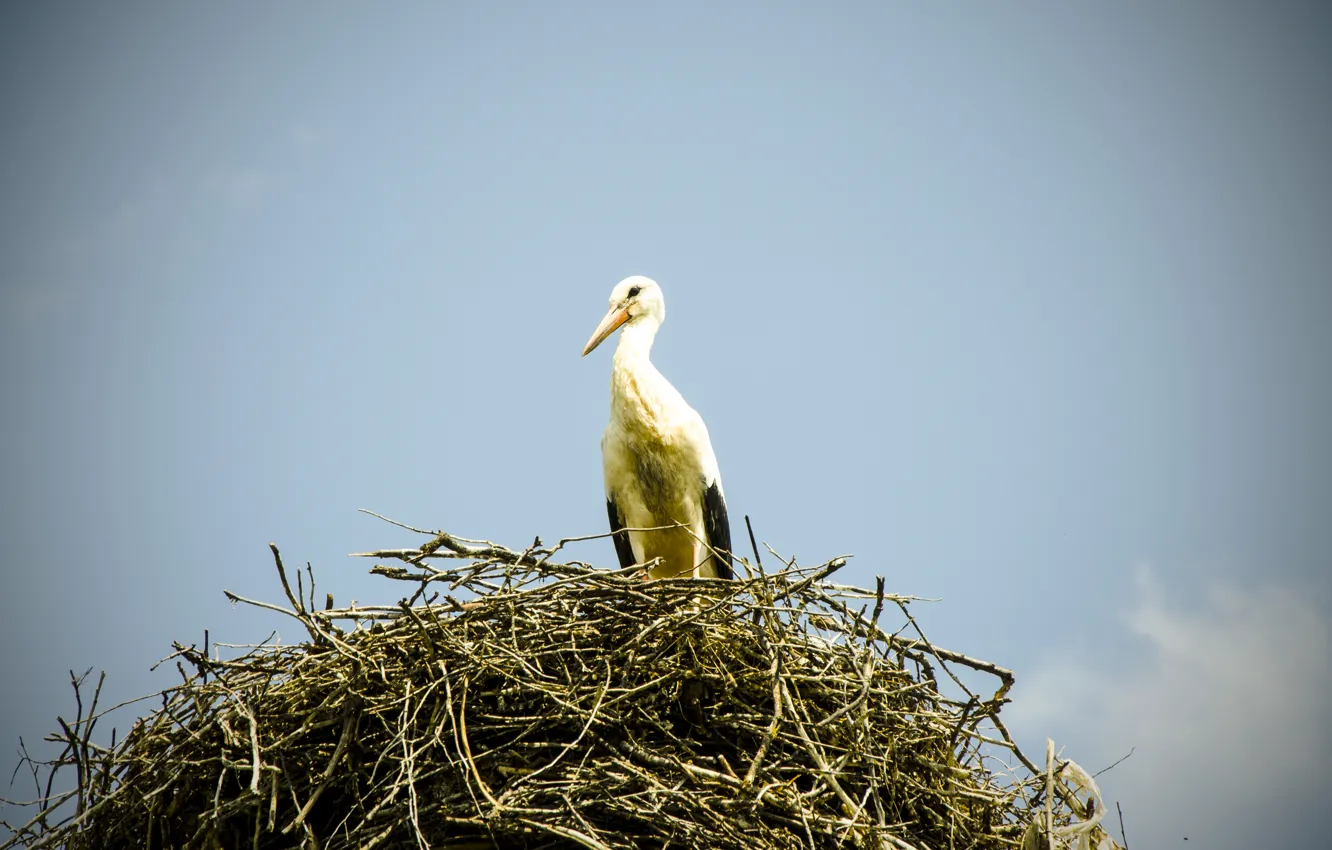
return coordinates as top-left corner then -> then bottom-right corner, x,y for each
3,518 -> 1119,849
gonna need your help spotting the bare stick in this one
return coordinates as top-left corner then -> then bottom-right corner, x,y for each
745,514 -> 763,570
268,544 -> 319,643
1094,747 -> 1135,777
8,522 -> 1105,850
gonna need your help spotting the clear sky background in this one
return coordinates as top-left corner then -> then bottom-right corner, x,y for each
3,2 -> 1329,847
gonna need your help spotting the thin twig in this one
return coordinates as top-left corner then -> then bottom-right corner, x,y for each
4,517 -> 1114,850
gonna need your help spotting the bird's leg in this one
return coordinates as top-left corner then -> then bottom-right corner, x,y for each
640,556 -> 661,581
683,538 -> 704,615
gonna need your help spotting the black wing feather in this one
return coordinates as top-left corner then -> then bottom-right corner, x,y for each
606,498 -> 636,569
702,478 -> 733,580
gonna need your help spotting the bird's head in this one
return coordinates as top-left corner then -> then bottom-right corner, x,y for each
581,275 -> 665,356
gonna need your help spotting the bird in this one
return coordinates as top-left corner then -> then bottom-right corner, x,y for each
581,276 -> 733,580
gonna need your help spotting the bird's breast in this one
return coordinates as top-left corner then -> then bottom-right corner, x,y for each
630,443 -> 676,516
605,358 -> 711,516
611,368 -> 667,440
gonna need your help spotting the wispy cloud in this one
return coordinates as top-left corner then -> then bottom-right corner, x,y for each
201,169 -> 268,209
2,279 -> 78,324
2,161 -> 276,326
1009,564 -> 1330,848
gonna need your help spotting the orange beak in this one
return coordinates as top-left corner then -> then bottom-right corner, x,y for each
581,305 -> 630,356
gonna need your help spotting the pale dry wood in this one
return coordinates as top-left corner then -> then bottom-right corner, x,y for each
3,516 -> 1118,850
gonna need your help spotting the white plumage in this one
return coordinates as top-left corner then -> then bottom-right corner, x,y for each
582,276 -> 732,579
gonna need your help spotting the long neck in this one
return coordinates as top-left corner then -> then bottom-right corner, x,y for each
612,317 -> 659,369
609,317 -> 667,426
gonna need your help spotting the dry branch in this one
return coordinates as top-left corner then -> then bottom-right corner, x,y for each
2,521 -> 1119,850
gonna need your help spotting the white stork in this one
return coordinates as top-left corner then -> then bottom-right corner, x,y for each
581,276 -> 733,580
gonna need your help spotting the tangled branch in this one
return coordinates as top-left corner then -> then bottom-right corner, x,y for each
2,517 -> 1118,850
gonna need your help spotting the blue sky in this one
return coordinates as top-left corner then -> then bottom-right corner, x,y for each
3,3 -> 1329,847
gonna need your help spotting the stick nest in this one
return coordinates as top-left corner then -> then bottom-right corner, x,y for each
4,523 -> 1118,850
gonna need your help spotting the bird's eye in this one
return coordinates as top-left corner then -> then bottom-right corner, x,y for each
627,285 -> 642,298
